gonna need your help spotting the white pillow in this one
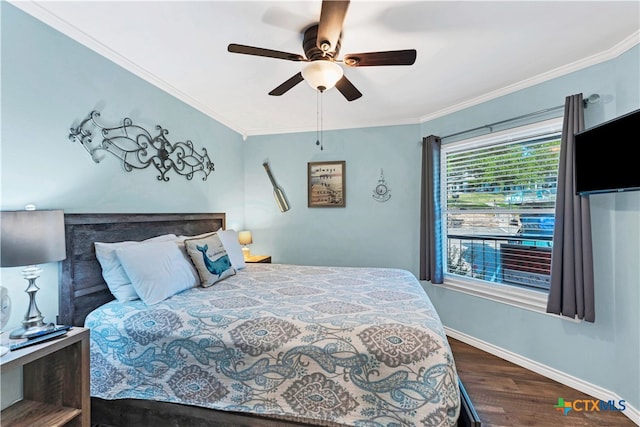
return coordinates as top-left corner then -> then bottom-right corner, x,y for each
94,234 -> 177,302
115,240 -> 198,305
217,229 -> 246,270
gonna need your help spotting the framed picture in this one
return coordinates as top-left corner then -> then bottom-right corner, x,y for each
308,161 -> 346,207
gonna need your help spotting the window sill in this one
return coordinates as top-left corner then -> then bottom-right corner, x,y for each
434,275 -> 550,314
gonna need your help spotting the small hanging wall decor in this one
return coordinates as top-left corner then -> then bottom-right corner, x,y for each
69,110 -> 214,182
372,169 -> 391,202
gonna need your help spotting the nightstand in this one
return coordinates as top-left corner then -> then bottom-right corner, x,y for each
0,327 -> 90,427
245,255 -> 271,263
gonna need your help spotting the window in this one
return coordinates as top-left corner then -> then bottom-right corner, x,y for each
441,119 -> 562,303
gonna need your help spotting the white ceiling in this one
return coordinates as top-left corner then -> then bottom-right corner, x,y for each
12,1 -> 640,137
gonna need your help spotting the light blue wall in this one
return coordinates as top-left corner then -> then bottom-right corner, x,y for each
418,45 -> 640,410
243,124 -> 422,272
0,3 -> 245,333
243,46 -> 640,410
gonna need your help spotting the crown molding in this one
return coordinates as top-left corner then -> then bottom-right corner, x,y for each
10,1 -> 638,138
9,0 -> 249,137
244,115 -> 421,137
420,30 -> 640,124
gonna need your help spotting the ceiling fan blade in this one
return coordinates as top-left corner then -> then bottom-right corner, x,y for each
228,44 -> 306,62
343,49 -> 417,67
317,0 -> 350,54
269,73 -> 305,96
335,75 -> 362,101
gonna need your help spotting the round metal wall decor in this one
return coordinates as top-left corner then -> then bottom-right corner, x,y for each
372,169 -> 391,202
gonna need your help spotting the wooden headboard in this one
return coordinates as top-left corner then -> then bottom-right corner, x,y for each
58,213 -> 226,326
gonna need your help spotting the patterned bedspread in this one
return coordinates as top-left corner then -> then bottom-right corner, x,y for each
86,264 -> 460,426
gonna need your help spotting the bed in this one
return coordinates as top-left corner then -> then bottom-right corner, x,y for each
58,213 -> 477,427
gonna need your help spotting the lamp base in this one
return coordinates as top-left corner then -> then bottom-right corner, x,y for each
242,247 -> 251,259
9,265 -> 55,339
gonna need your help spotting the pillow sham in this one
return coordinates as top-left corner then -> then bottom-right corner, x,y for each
175,231 -> 216,268
115,240 -> 198,305
184,233 -> 235,287
217,229 -> 246,270
95,234 -> 177,302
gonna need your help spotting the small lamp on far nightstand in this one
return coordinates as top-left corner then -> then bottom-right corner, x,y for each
238,230 -> 253,259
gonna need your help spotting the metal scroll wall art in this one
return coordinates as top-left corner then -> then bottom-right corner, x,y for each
69,111 -> 214,182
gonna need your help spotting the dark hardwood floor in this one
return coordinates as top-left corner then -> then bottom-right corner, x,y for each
448,338 -> 637,426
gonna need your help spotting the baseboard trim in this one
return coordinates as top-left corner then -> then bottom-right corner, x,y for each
445,327 -> 639,426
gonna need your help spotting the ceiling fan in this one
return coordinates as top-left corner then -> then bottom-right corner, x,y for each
227,0 -> 417,101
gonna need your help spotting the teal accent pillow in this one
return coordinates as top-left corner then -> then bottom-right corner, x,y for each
184,233 -> 236,287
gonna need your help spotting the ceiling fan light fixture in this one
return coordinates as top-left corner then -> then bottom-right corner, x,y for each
302,60 -> 343,92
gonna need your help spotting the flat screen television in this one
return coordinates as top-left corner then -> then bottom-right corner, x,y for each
574,109 -> 640,195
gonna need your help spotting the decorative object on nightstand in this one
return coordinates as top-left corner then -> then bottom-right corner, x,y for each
0,286 -> 9,356
238,230 -> 253,259
0,207 -> 66,339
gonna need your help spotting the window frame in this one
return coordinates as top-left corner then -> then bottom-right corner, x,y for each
435,117 -> 563,314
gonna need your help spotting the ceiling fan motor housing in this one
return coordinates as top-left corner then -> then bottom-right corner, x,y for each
304,24 -> 341,60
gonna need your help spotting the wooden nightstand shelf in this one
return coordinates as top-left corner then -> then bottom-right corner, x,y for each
244,255 -> 271,263
0,327 -> 90,427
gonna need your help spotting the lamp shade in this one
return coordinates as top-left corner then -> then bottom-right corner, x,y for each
238,230 -> 253,246
302,60 -> 344,91
0,210 -> 66,267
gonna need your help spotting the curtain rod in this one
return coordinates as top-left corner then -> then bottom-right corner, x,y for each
440,104 -> 565,141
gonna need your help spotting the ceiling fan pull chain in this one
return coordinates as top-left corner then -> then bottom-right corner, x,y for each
316,90 -> 323,150
315,90 -> 319,147
320,91 -> 324,151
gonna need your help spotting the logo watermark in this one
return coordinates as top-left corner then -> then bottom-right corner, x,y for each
554,398 -> 626,415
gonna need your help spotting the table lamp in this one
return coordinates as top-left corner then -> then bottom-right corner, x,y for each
0,208 -> 66,339
238,230 -> 253,259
